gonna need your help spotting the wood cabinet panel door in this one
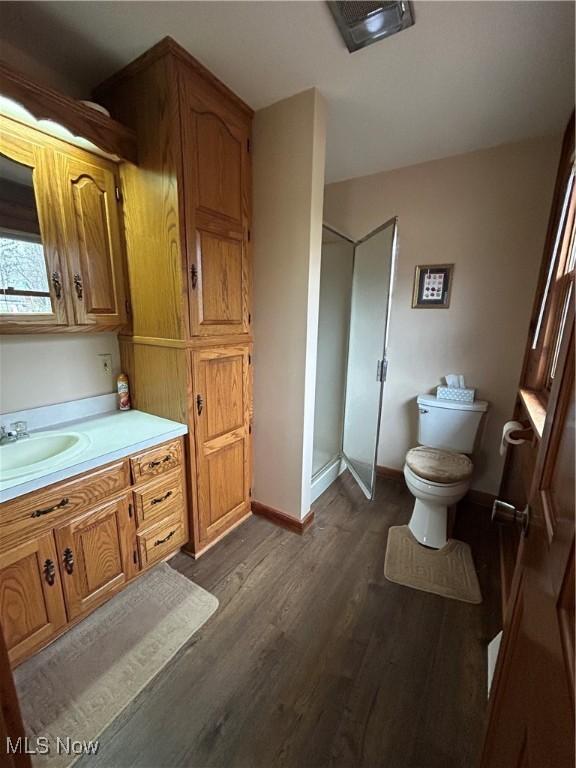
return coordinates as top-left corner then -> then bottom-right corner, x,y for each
181,87 -> 250,337
55,152 -> 126,326
192,345 -> 251,543
0,117 -> 69,329
0,534 -> 67,665
54,493 -> 136,620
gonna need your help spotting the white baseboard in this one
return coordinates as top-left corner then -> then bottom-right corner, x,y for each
311,456 -> 345,503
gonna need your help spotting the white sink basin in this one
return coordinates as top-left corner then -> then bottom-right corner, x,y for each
0,432 -> 91,480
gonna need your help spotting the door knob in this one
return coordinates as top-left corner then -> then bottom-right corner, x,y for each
491,499 -> 530,535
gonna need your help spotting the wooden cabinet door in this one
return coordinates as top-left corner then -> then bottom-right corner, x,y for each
192,345 -> 252,544
181,86 -> 250,337
55,151 -> 127,327
0,534 -> 67,665
54,493 -> 136,620
0,117 -> 69,329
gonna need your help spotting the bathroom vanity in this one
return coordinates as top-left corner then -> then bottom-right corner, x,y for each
0,401 -> 188,666
0,36 -> 254,570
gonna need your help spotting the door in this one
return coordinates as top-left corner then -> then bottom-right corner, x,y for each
481,312 -> 574,767
180,82 -> 250,337
54,493 -> 136,620
192,345 -> 251,544
0,117 -> 69,328
342,218 -> 397,498
55,151 -> 127,326
481,115 -> 575,766
0,534 -> 67,665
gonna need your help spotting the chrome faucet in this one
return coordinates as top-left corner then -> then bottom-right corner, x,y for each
13,421 -> 30,440
0,426 -> 17,445
0,421 -> 29,445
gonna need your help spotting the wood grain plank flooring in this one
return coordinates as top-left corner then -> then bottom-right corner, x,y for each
76,472 -> 500,768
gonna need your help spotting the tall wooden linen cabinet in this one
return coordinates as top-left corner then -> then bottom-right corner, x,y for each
95,38 -> 253,556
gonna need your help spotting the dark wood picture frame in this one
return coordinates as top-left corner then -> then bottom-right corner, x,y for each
412,263 -> 454,308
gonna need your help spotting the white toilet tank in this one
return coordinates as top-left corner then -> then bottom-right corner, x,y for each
417,394 -> 488,453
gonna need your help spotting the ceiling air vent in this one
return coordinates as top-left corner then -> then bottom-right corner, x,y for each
327,1 -> 414,52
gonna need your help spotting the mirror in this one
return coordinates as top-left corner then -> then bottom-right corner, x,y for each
0,154 -> 52,314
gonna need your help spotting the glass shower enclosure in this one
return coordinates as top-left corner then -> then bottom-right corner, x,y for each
342,218 -> 397,499
312,218 -> 397,501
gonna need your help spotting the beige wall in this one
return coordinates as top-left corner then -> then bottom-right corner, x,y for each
324,136 -> 560,494
0,334 -> 121,413
0,39 -> 85,97
252,88 -> 326,519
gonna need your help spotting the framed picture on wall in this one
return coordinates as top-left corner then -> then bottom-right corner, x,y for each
412,264 -> 454,308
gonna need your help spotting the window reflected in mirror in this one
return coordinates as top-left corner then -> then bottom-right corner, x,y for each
0,154 -> 52,314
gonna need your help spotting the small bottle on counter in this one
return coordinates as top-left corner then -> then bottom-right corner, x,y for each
117,373 -> 131,411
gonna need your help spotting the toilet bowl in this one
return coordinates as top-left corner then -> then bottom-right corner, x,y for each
404,394 -> 489,549
404,462 -> 470,548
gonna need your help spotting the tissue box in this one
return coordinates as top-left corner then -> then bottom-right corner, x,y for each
437,386 -> 475,403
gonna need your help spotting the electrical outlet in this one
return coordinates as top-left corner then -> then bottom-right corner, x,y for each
99,353 -> 113,376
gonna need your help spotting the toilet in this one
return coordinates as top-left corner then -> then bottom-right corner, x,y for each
404,394 -> 488,549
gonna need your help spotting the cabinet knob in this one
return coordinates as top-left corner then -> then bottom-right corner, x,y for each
43,559 -> 56,586
51,271 -> 62,300
73,273 -> 83,300
63,547 -> 75,575
196,394 -> 204,416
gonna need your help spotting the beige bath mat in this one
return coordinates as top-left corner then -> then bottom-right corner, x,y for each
14,562 -> 218,768
384,525 -> 482,604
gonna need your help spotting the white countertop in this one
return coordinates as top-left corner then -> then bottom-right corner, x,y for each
0,409 -> 188,504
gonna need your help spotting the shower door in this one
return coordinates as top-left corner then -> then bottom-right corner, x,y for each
342,218 -> 397,499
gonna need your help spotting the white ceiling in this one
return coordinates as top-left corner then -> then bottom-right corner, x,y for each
2,1 -> 574,183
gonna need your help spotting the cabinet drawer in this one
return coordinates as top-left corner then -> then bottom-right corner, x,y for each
133,469 -> 185,529
130,439 -> 183,484
0,460 -> 130,547
137,513 -> 186,569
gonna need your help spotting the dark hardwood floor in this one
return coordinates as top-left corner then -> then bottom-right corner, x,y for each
78,472 -> 501,768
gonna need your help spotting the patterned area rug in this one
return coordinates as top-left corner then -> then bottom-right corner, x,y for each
384,525 -> 482,604
14,563 -> 218,768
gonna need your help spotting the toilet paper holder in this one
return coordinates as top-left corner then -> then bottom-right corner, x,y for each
507,424 -> 534,442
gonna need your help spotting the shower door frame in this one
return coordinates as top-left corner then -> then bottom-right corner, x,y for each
331,216 -> 398,500
312,224 -> 356,484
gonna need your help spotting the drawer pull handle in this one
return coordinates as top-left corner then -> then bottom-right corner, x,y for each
151,491 -> 173,506
31,497 -> 69,518
63,547 -> 74,575
43,559 -> 56,586
147,455 -> 173,470
154,529 -> 176,547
